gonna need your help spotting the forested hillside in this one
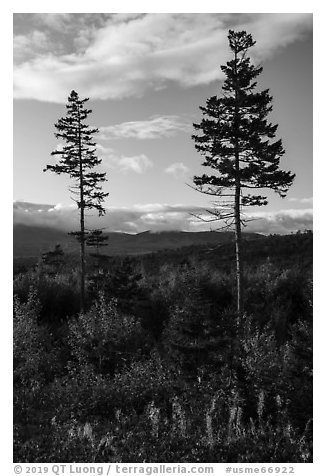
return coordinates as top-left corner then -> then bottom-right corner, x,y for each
13,231 -> 312,462
13,225 -> 262,258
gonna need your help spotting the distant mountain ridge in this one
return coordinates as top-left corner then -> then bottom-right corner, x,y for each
13,223 -> 262,258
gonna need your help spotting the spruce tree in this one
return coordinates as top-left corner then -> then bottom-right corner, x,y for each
86,229 -> 109,257
106,258 -> 143,313
164,283 -> 232,378
41,243 -> 64,275
44,90 -> 108,312
192,30 -> 295,321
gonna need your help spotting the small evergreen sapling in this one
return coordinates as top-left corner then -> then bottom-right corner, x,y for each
41,244 -> 64,275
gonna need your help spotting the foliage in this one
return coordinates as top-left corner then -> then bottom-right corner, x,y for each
44,90 -> 108,311
192,29 -> 294,214
44,91 -> 108,215
14,291 -> 43,389
68,295 -> 152,376
41,244 -> 65,275
192,30 -> 295,318
163,291 -> 234,377
13,268 -> 80,323
101,258 -> 146,313
13,233 -> 312,463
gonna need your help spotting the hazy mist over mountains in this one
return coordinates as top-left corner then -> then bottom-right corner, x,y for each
13,223 -> 263,258
13,200 -> 313,237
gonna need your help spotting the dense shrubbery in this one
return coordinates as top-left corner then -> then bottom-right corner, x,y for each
13,266 -> 81,322
13,234 -> 313,462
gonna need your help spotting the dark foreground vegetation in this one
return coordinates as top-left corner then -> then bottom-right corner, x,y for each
13,231 -> 312,463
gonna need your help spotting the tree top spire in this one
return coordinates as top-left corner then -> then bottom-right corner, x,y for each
227,30 -> 256,53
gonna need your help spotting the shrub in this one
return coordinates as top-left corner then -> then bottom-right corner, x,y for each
68,295 -> 152,376
14,269 -> 80,323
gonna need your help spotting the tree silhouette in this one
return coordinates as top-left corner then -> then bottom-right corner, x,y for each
86,229 -> 109,257
192,30 -> 295,321
44,90 -> 108,311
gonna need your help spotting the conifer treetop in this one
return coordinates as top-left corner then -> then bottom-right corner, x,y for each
44,90 -> 109,216
192,29 -> 295,212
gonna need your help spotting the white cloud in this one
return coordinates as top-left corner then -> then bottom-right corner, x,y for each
99,115 -> 190,140
101,152 -> 153,174
165,162 -> 190,178
118,154 -> 153,173
13,13 -> 312,102
13,201 -> 79,230
13,200 -> 54,212
95,144 -> 153,174
13,201 -> 313,235
245,208 -> 313,234
13,201 -> 206,232
288,196 -> 313,204
96,143 -> 115,154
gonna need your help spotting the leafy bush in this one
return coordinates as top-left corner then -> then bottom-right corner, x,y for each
14,269 -> 80,322
68,295 -> 153,376
13,239 -> 313,463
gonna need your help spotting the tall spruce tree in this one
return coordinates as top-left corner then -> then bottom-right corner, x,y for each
192,30 -> 295,321
44,90 -> 108,312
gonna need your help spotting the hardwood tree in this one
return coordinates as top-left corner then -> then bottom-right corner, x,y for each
44,90 -> 108,312
192,30 -> 295,321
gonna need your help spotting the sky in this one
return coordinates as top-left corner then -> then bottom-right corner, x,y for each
13,12 -> 313,234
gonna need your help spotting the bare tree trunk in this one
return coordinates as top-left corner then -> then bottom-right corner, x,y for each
234,179 -> 243,326
234,49 -> 243,326
230,128 -> 243,387
77,107 -> 85,313
80,200 -> 85,313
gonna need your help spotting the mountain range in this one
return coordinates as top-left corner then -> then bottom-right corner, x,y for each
13,224 -> 262,258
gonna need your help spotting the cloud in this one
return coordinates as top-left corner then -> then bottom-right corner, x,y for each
13,201 -> 208,233
99,150 -> 153,174
245,208 -> 313,235
14,30 -> 49,62
32,13 -> 72,30
117,154 -> 153,173
288,196 -> 313,204
13,200 -> 54,212
14,201 -> 312,235
13,13 -> 312,102
99,115 -> 190,140
95,144 -> 153,173
14,13 -> 112,57
13,201 -> 79,230
165,162 -> 190,178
